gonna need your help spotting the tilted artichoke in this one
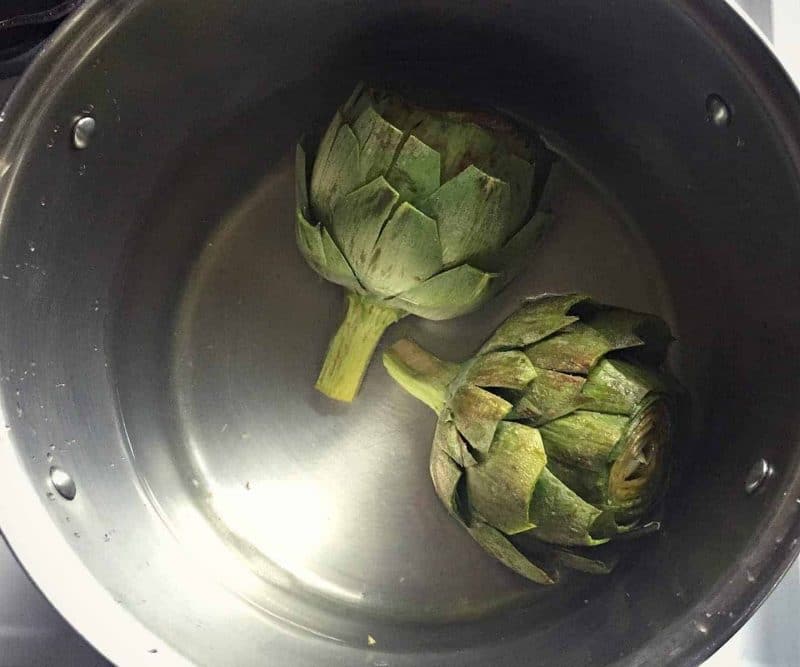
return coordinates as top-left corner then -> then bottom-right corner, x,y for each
296,84 -> 552,401
382,294 -> 681,583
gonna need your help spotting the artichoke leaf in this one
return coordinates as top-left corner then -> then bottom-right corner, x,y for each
460,437 -> 478,467
329,177 -> 399,277
420,165 -> 512,267
581,358 -> 670,415
546,457 -> 607,505
539,411 -> 627,472
528,468 -> 609,546
388,264 -> 495,320
553,549 -> 618,575
525,322 -> 617,375
295,207 -> 326,272
450,384 -> 512,452
588,309 -> 672,365
320,227 -> 361,291
295,143 -> 311,217
352,105 -> 404,184
466,351 -> 537,390
341,82 -> 367,119
512,534 -> 619,575
309,112 -> 343,194
433,416 -> 464,466
429,445 -> 464,519
411,114 -> 499,183
480,293 -> 589,353
486,152 -> 536,231
465,422 -> 546,535
385,134 -> 441,207
361,202 -> 442,297
510,368 -> 589,425
467,519 -> 557,584
310,122 -> 360,222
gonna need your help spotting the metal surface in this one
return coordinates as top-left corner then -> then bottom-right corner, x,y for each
49,465 -> 76,501
0,1 -> 799,666
70,114 -> 93,149
706,94 -> 732,127
745,459 -> 774,495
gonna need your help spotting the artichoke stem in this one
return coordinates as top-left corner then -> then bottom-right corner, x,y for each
316,292 -> 402,402
382,339 -> 460,413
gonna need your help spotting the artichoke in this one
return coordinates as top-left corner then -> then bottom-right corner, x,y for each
296,84 -> 552,401
382,294 -> 681,583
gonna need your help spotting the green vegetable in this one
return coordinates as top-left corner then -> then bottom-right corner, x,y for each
382,294 -> 680,583
296,84 -> 552,401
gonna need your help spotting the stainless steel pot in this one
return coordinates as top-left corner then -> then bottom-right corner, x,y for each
0,1 -> 799,665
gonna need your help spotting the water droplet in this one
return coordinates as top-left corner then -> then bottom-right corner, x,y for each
73,531 -> 80,538
190,478 -> 200,488
244,481 -> 251,490
148,648 -> 158,654
55,382 -> 65,388
78,163 -> 87,176
704,612 -> 712,618
15,402 -> 22,418
46,137 -> 55,149
746,570 -> 756,583
46,452 -> 53,463
46,491 -> 55,500
2,275 -> 9,280
583,599 -> 589,605
53,124 -> 60,134
241,432 -> 250,440
39,198 -> 46,207
694,621 -> 709,634
28,241 -> 35,253
367,635 -> 376,646
104,532 -> 111,542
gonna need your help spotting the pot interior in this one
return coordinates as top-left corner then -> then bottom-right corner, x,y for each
1,2 -> 799,666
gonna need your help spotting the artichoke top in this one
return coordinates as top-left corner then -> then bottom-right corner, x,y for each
296,84 -> 552,401
383,294 -> 681,584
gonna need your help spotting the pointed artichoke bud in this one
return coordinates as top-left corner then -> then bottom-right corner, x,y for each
296,84 -> 553,401
382,294 -> 681,583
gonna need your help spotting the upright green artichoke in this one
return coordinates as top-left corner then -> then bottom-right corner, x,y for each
382,294 -> 680,583
296,84 -> 552,401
